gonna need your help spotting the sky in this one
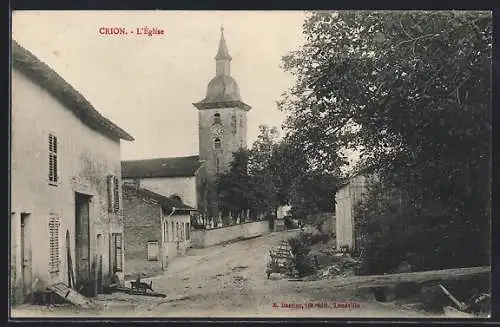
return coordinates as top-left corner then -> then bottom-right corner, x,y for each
12,11 -> 308,160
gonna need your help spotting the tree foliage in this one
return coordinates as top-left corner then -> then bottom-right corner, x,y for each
216,149 -> 252,218
280,11 -> 492,272
217,124 -> 339,221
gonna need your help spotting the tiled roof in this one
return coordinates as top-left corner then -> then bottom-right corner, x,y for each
121,155 -> 203,178
12,40 -> 134,142
123,184 -> 196,212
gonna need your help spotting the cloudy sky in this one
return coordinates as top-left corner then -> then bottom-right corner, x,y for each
12,11 -> 307,160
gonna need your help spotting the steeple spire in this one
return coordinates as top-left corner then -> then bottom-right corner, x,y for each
215,26 -> 231,76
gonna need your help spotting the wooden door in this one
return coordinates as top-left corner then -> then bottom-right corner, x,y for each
95,234 -> 103,294
147,241 -> 159,261
75,193 -> 91,293
20,213 -> 32,302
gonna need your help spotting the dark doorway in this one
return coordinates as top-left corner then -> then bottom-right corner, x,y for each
75,192 -> 92,296
20,213 -> 32,302
96,234 -> 103,294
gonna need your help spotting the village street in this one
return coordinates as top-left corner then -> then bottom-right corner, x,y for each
12,230 -> 437,318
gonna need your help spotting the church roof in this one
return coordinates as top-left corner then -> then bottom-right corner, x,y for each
215,27 -> 232,60
123,184 -> 196,212
12,40 -> 134,142
193,28 -> 251,111
121,155 -> 203,178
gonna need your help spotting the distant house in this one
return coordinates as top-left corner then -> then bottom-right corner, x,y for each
121,156 -> 206,212
335,170 -> 403,252
11,41 -> 134,303
122,184 -> 196,277
275,205 -> 291,232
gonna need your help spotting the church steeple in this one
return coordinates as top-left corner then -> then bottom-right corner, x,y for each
215,26 -> 232,76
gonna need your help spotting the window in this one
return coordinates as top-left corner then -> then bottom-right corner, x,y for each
186,223 -> 190,240
181,223 -> 184,241
171,221 -> 174,242
112,233 -> 123,271
214,138 -> 221,149
107,175 -> 120,213
176,222 -> 179,241
48,134 -> 58,184
231,114 -> 237,134
147,241 -> 159,261
214,113 -> 221,124
48,215 -> 60,273
216,158 -> 220,173
164,222 -> 168,242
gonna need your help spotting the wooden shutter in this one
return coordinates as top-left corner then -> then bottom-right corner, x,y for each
113,176 -> 120,213
114,233 -> 123,271
107,175 -> 115,212
48,134 -> 58,183
147,241 -> 159,261
48,215 -> 60,273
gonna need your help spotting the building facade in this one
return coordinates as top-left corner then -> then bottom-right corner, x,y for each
335,174 -> 370,251
122,184 -> 195,277
11,41 -> 134,303
121,155 -> 204,209
193,27 -> 252,217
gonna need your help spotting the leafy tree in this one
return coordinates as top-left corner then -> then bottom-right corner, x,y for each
280,11 -> 492,272
216,149 -> 252,220
248,125 -> 282,217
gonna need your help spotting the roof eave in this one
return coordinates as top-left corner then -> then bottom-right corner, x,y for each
193,100 -> 251,111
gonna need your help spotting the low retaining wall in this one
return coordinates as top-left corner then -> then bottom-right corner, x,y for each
191,220 -> 270,248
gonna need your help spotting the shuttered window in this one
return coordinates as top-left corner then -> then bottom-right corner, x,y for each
48,215 -> 60,273
186,223 -> 190,240
112,233 -> 123,271
107,175 -> 120,213
113,176 -> 120,213
48,134 -> 58,184
231,114 -> 237,134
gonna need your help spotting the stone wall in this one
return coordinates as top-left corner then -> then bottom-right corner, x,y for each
191,220 -> 270,248
122,186 -> 163,277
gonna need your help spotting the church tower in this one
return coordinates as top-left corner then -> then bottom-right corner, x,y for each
193,27 -> 251,217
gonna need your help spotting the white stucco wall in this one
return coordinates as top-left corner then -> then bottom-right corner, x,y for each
277,205 -> 292,219
191,221 -> 270,248
163,214 -> 192,261
335,175 -> 369,250
11,68 -> 125,302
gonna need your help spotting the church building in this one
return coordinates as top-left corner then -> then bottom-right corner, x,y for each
122,27 -> 251,219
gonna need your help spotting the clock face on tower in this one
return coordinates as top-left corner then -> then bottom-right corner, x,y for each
212,124 -> 224,138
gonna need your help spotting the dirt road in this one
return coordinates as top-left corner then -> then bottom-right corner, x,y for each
12,230 -> 439,318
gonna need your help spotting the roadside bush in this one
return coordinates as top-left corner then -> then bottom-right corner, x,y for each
284,216 -> 298,229
309,232 -> 331,245
288,233 -> 317,277
355,180 -> 490,275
